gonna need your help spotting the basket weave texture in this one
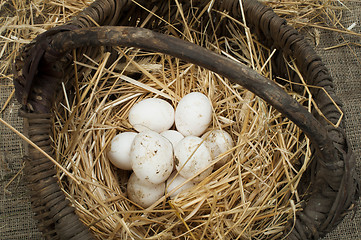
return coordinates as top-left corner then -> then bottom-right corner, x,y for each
13,0 -> 359,239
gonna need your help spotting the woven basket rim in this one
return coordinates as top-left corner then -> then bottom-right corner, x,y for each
14,0 -> 359,239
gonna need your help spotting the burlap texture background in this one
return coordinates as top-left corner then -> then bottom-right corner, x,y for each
317,2 -> 361,239
0,2 -> 360,239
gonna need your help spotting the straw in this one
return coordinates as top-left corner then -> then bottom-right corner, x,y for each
49,4 -> 312,239
0,0 -> 350,239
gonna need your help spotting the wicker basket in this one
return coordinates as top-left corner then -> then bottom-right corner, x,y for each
13,0 -> 359,239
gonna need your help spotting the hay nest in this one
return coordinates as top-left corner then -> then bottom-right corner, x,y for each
53,38 -> 310,239
2,0 -> 359,239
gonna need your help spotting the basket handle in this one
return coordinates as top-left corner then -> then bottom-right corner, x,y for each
47,26 -> 337,164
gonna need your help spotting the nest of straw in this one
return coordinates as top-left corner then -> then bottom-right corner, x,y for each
50,4 -> 317,240
2,0 -> 357,239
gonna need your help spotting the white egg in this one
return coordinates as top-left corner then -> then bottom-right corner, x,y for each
174,136 -> 213,182
130,130 -> 173,184
202,130 -> 234,169
175,92 -> 212,137
127,172 -> 165,208
128,98 -> 175,133
166,171 -> 196,198
160,130 -> 184,148
107,132 -> 137,170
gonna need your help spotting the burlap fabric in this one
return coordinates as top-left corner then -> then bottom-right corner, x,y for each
0,2 -> 360,240
317,2 -> 361,239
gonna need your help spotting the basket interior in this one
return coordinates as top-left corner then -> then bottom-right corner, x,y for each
50,3 -> 316,239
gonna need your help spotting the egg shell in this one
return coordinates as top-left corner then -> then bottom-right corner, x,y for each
130,130 -> 173,184
160,130 -> 184,148
202,130 -> 234,169
128,98 -> 175,133
174,136 -> 213,182
107,132 -> 137,170
166,171 -> 196,198
127,172 -> 165,208
175,92 -> 213,137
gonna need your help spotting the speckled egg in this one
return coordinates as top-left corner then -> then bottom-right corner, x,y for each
202,130 -> 234,169
130,130 -> 173,184
107,132 -> 137,170
128,98 -> 175,133
127,172 -> 165,208
174,136 -> 213,182
175,92 -> 213,137
166,171 -> 196,198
